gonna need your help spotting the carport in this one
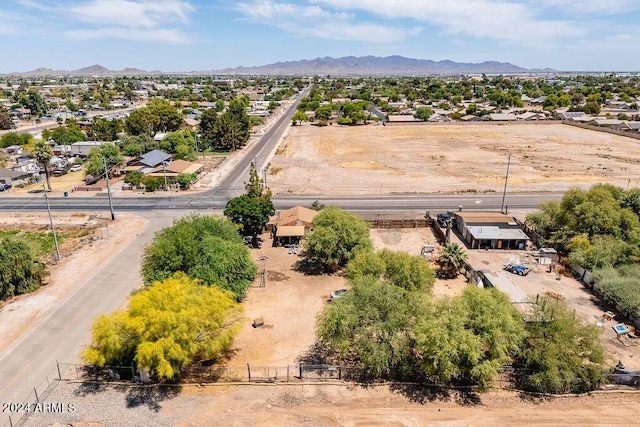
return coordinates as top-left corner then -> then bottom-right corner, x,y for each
275,225 -> 305,246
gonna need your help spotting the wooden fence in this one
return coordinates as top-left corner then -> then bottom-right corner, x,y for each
366,218 -> 431,229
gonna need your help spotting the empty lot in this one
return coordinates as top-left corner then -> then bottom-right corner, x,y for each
269,123 -> 640,195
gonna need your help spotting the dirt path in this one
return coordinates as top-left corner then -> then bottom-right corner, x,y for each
175,384 -> 640,427
0,212 -> 147,355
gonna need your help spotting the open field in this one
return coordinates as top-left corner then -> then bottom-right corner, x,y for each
269,123 -> 640,195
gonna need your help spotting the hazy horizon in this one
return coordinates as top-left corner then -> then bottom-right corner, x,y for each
1,0 -> 639,73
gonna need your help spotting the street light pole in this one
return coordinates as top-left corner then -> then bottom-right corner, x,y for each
162,161 -> 168,191
43,185 -> 61,262
500,153 -> 511,214
103,157 -> 115,220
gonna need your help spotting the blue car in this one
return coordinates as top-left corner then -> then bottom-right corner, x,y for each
503,264 -> 531,276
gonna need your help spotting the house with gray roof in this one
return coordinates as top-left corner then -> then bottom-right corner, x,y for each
130,149 -> 171,169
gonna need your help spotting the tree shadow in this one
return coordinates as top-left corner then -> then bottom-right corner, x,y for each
389,383 -> 482,406
297,342 -> 330,365
293,257 -> 326,276
73,381 -> 109,397
124,385 -> 182,412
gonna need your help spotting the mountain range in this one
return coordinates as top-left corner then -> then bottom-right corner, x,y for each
8,56 -> 555,76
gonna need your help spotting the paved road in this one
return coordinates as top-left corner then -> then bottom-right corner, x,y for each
0,192 -> 564,214
0,211 -> 180,426
215,88 -> 310,199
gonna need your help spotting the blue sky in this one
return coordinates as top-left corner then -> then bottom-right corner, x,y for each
1,0 -> 639,73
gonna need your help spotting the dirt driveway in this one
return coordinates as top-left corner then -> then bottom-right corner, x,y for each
269,123 -> 640,195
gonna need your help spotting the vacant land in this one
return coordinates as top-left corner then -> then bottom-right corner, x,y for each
269,123 -> 640,195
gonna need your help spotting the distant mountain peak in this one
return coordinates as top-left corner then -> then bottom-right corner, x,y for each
217,55 -> 539,75
6,55 -> 554,76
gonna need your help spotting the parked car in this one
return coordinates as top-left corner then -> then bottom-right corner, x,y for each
329,289 -> 348,301
52,169 -> 68,177
0,184 -> 9,191
503,264 -> 531,276
69,164 -> 83,172
436,213 -> 451,227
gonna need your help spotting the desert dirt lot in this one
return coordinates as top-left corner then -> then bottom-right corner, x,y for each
18,226 -> 640,427
269,123 -> 640,195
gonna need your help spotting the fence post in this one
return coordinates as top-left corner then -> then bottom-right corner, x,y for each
56,360 -> 62,381
299,364 -> 303,380
287,365 -> 290,382
338,366 -> 341,380
247,364 -> 251,382
131,363 -> 135,380
8,414 -> 13,427
34,387 -> 39,403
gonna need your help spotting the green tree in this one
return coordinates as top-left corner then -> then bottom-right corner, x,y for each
211,112 -> 243,151
177,173 -> 195,189
124,170 -> 144,188
85,144 -> 123,178
146,98 -> 184,133
414,287 -> 525,390
43,124 -> 86,145
224,194 -> 272,237
141,214 -> 256,297
516,296 -> 606,393
414,107 -> 434,121
304,207 -> 373,270
19,89 -> 47,116
346,249 -> 435,292
0,106 -> 12,130
82,273 -> 243,379
583,100 -> 601,115
292,111 -> 308,125
0,237 -> 46,300
0,132 -> 32,148
31,140 -> 54,191
142,175 -> 163,192
125,108 -> 158,136
89,116 -> 122,141
317,275 -> 429,378
198,108 -> 218,151
438,243 -> 468,278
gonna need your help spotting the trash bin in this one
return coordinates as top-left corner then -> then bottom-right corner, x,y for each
64,191 -> 68,197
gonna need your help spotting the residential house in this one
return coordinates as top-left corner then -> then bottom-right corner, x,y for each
0,167 -> 33,186
181,118 -> 200,131
557,111 -> 586,120
8,159 -> 39,174
454,212 -> 530,250
268,206 -> 318,246
147,159 -> 204,183
70,141 -> 111,157
127,149 -> 171,171
516,112 -> 548,121
489,113 -> 517,121
612,122 -> 640,132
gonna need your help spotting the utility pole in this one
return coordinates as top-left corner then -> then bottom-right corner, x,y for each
43,185 -> 61,261
162,161 -> 168,191
103,157 -> 115,220
500,153 -> 511,214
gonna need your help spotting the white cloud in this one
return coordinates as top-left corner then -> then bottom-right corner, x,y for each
63,27 -> 191,44
235,0 -> 421,43
69,0 -> 194,29
13,0 -> 195,43
309,0 -> 584,42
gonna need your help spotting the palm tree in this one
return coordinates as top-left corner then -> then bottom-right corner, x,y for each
438,243 -> 468,278
32,140 -> 53,191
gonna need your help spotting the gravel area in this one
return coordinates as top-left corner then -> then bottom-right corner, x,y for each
19,381 -> 210,427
